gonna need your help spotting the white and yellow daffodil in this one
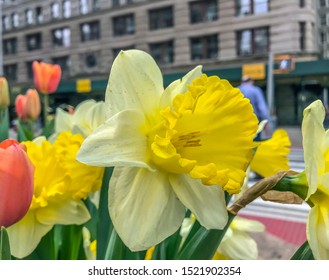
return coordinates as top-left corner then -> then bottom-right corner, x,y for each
53,99 -> 105,139
77,50 -> 258,251
301,100 -> 329,259
7,132 -> 104,258
213,216 -> 265,260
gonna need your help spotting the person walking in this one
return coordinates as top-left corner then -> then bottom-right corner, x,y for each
238,75 -> 270,124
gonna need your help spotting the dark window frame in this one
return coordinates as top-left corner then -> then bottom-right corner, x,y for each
189,0 -> 218,24
26,33 -> 42,51
80,21 -> 101,42
190,34 -> 218,60
149,40 -> 174,64
236,26 -> 269,56
113,14 -> 135,36
149,6 -> 174,30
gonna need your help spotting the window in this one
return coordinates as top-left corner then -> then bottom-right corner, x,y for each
51,2 -> 60,19
36,7 -> 43,24
299,0 -> 305,7
300,22 -> 306,51
85,53 -> 97,68
149,6 -> 173,30
190,34 -> 218,60
149,41 -> 174,64
113,14 -> 135,36
52,27 -> 71,47
112,45 -> 135,58
63,0 -> 71,18
237,27 -> 269,56
26,33 -> 42,51
25,9 -> 33,25
2,15 -> 10,31
93,0 -> 100,10
80,21 -> 100,41
236,0 -> 269,16
80,0 -> 89,14
11,13 -> 19,28
3,38 -> 17,55
4,64 -> 17,81
52,56 -> 70,77
113,0 -> 133,6
189,0 -> 218,24
26,60 -> 42,79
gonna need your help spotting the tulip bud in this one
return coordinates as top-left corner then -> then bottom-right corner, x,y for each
15,94 -> 27,121
0,77 -> 10,108
32,61 -> 62,95
25,89 -> 41,120
0,140 -> 34,228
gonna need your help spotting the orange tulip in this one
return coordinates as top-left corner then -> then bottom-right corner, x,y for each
15,94 -> 27,121
32,61 -> 62,94
0,77 -> 10,108
25,89 -> 41,120
0,139 -> 34,228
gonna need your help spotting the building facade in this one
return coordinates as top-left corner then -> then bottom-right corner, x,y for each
1,0 -> 326,125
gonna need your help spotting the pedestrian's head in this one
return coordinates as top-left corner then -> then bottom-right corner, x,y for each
241,75 -> 253,84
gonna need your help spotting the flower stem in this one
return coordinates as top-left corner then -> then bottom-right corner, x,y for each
43,94 -> 49,126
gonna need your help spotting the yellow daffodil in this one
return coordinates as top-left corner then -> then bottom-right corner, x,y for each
77,50 -> 258,251
213,216 -> 265,260
82,227 -> 96,260
301,100 -> 329,259
250,129 -> 291,178
7,132 -> 104,258
53,99 -> 105,139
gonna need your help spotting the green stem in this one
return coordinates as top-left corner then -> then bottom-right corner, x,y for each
43,94 -> 49,126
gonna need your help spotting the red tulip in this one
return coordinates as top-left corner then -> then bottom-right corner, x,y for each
32,61 -> 62,94
0,140 -> 34,228
15,94 -> 27,121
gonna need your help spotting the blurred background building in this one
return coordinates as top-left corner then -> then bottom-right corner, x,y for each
1,0 -> 328,126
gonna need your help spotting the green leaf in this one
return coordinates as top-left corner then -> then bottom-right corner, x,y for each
175,212 -> 235,260
96,167 -> 114,260
16,121 -> 31,141
0,227 -> 11,260
41,118 -> 55,139
152,228 -> 182,260
0,108 -> 9,141
291,240 -> 314,260
58,225 -> 83,260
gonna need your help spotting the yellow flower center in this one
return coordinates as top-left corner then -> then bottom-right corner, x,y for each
147,74 -> 258,194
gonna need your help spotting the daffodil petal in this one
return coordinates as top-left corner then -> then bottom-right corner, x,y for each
36,200 -> 91,225
231,216 -> 265,232
169,174 -> 228,229
73,99 -> 96,123
160,65 -> 203,109
77,109 -> 150,169
55,107 -> 72,133
218,230 -> 258,260
109,166 -> 186,251
7,211 -> 52,259
307,205 -> 329,260
105,50 -> 163,121
302,100 -> 326,199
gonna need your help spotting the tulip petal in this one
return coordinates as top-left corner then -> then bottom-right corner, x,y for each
169,174 -> 228,230
302,100 -> 326,199
109,166 -> 186,251
307,205 -> 329,260
7,211 -> 52,259
160,65 -> 203,109
77,109 -> 150,169
105,50 -> 163,121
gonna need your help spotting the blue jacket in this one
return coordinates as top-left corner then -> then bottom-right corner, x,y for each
238,83 -> 270,122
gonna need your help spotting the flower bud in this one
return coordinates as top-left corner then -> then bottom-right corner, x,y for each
0,140 -> 34,228
15,94 -> 27,121
32,61 -> 62,95
0,77 -> 10,108
25,89 -> 41,120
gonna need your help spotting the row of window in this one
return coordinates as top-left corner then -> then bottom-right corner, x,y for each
2,0 -> 271,32
3,22 -> 271,55
3,27 -> 271,81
